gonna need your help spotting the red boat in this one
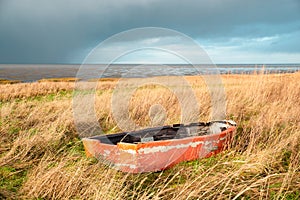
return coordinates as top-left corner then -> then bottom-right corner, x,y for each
82,120 -> 236,173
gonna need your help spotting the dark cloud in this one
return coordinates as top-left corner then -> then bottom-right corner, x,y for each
0,0 -> 299,63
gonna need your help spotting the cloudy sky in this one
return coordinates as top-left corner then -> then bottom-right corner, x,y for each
0,0 -> 300,64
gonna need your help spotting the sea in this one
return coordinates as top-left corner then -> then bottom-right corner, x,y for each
0,64 -> 299,82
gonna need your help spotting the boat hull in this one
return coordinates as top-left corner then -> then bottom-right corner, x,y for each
82,122 -> 236,173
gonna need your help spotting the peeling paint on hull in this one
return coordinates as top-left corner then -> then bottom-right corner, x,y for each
82,121 -> 236,173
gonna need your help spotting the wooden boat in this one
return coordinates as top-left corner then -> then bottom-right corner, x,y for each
82,120 -> 236,173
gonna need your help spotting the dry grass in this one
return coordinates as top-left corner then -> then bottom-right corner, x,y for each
0,79 -> 21,85
0,72 -> 300,199
38,77 -> 79,83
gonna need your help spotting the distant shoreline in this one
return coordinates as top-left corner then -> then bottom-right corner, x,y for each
1,64 -> 300,83
1,71 -> 299,84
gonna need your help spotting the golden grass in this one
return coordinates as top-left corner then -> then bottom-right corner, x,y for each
0,82 -> 74,100
38,77 -> 79,82
0,79 -> 21,84
0,72 -> 300,199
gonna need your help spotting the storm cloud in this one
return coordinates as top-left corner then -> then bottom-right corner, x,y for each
0,0 -> 300,63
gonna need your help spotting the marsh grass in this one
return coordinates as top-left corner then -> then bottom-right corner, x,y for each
0,79 -> 21,85
0,72 -> 299,199
38,77 -> 79,83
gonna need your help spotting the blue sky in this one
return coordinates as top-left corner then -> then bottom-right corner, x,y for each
0,0 -> 300,64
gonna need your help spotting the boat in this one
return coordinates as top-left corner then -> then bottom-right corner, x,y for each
82,120 -> 236,173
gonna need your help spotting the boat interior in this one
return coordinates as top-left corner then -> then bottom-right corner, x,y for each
88,121 -> 232,145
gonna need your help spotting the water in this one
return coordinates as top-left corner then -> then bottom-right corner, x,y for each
0,64 -> 299,82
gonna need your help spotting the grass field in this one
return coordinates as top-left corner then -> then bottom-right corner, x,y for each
0,72 -> 299,199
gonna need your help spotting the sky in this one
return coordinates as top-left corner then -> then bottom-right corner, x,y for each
0,0 -> 300,64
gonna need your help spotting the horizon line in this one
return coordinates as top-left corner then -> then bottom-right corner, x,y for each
1,63 -> 300,65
